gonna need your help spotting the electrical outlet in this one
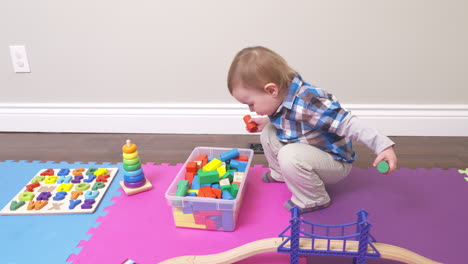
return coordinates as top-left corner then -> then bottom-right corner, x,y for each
9,45 -> 31,73
248,143 -> 264,154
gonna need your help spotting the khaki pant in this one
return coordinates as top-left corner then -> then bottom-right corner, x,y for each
260,123 -> 353,208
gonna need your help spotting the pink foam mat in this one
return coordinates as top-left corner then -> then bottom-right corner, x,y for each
68,163 -> 305,264
69,162 -> 466,263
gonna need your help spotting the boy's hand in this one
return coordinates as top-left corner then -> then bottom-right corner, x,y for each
373,146 -> 397,174
245,116 -> 270,133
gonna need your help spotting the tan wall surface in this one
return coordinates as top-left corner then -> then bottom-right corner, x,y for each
1,0 -> 467,104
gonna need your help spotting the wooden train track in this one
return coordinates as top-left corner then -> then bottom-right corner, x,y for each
159,237 -> 442,264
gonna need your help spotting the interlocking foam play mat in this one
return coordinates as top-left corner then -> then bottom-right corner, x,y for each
1,159 -> 467,264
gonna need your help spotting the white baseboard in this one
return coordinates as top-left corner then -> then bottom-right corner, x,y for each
1,103 -> 467,136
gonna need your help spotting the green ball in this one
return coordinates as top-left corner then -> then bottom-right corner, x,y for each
377,161 -> 389,173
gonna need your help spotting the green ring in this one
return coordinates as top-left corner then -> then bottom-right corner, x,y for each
123,162 -> 141,171
123,157 -> 140,166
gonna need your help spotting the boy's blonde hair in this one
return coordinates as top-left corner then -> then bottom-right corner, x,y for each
227,46 -> 297,95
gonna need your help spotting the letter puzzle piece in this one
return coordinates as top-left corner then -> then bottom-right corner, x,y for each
0,167 -> 118,215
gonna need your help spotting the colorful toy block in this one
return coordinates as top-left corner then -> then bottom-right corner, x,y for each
202,158 -> 222,171
198,169 -> 219,185
195,154 -> 208,168
176,180 -> 189,197
234,155 -> 249,162
222,190 -> 234,200
217,164 -> 227,178
219,178 -> 231,191
185,172 -> 195,186
377,161 -> 390,173
230,183 -> 239,198
191,175 -> 200,190
187,189 -> 199,196
233,172 -> 244,187
173,208 -> 196,222
220,170 -> 235,182
186,162 -> 198,173
198,186 -> 217,198
230,159 -> 248,172
243,115 -> 258,132
219,148 -> 240,162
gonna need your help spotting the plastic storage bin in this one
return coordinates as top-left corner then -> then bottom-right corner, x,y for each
165,146 -> 254,231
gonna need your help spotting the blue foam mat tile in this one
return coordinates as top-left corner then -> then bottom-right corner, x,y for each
58,161 -> 72,166
67,232 -> 94,263
0,160 -> 123,264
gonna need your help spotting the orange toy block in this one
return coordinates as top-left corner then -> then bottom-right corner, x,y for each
234,155 -> 249,162
186,162 -> 198,173
212,188 -> 222,199
198,186 -> 217,198
243,115 -> 258,133
185,172 -> 195,186
196,154 -> 208,168
195,154 -> 208,161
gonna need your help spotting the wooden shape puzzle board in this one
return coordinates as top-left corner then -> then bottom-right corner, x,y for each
0,167 -> 118,215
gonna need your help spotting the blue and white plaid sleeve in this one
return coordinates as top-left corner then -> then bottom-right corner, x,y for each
300,89 -> 350,134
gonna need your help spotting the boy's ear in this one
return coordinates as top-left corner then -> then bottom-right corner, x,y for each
264,83 -> 279,97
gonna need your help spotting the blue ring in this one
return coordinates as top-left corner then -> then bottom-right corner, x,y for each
124,168 -> 143,177
124,173 -> 145,183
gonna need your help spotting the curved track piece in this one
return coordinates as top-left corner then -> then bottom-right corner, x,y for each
159,237 -> 442,264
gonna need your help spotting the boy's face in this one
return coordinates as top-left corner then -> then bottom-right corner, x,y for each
232,83 -> 284,116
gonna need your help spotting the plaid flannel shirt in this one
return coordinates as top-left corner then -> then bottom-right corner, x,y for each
269,75 -> 355,163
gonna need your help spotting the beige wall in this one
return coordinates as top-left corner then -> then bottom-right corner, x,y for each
1,0 -> 467,105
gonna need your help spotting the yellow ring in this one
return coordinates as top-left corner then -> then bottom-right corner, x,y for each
123,151 -> 138,160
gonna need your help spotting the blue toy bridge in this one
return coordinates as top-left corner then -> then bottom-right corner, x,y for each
277,208 -> 381,264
